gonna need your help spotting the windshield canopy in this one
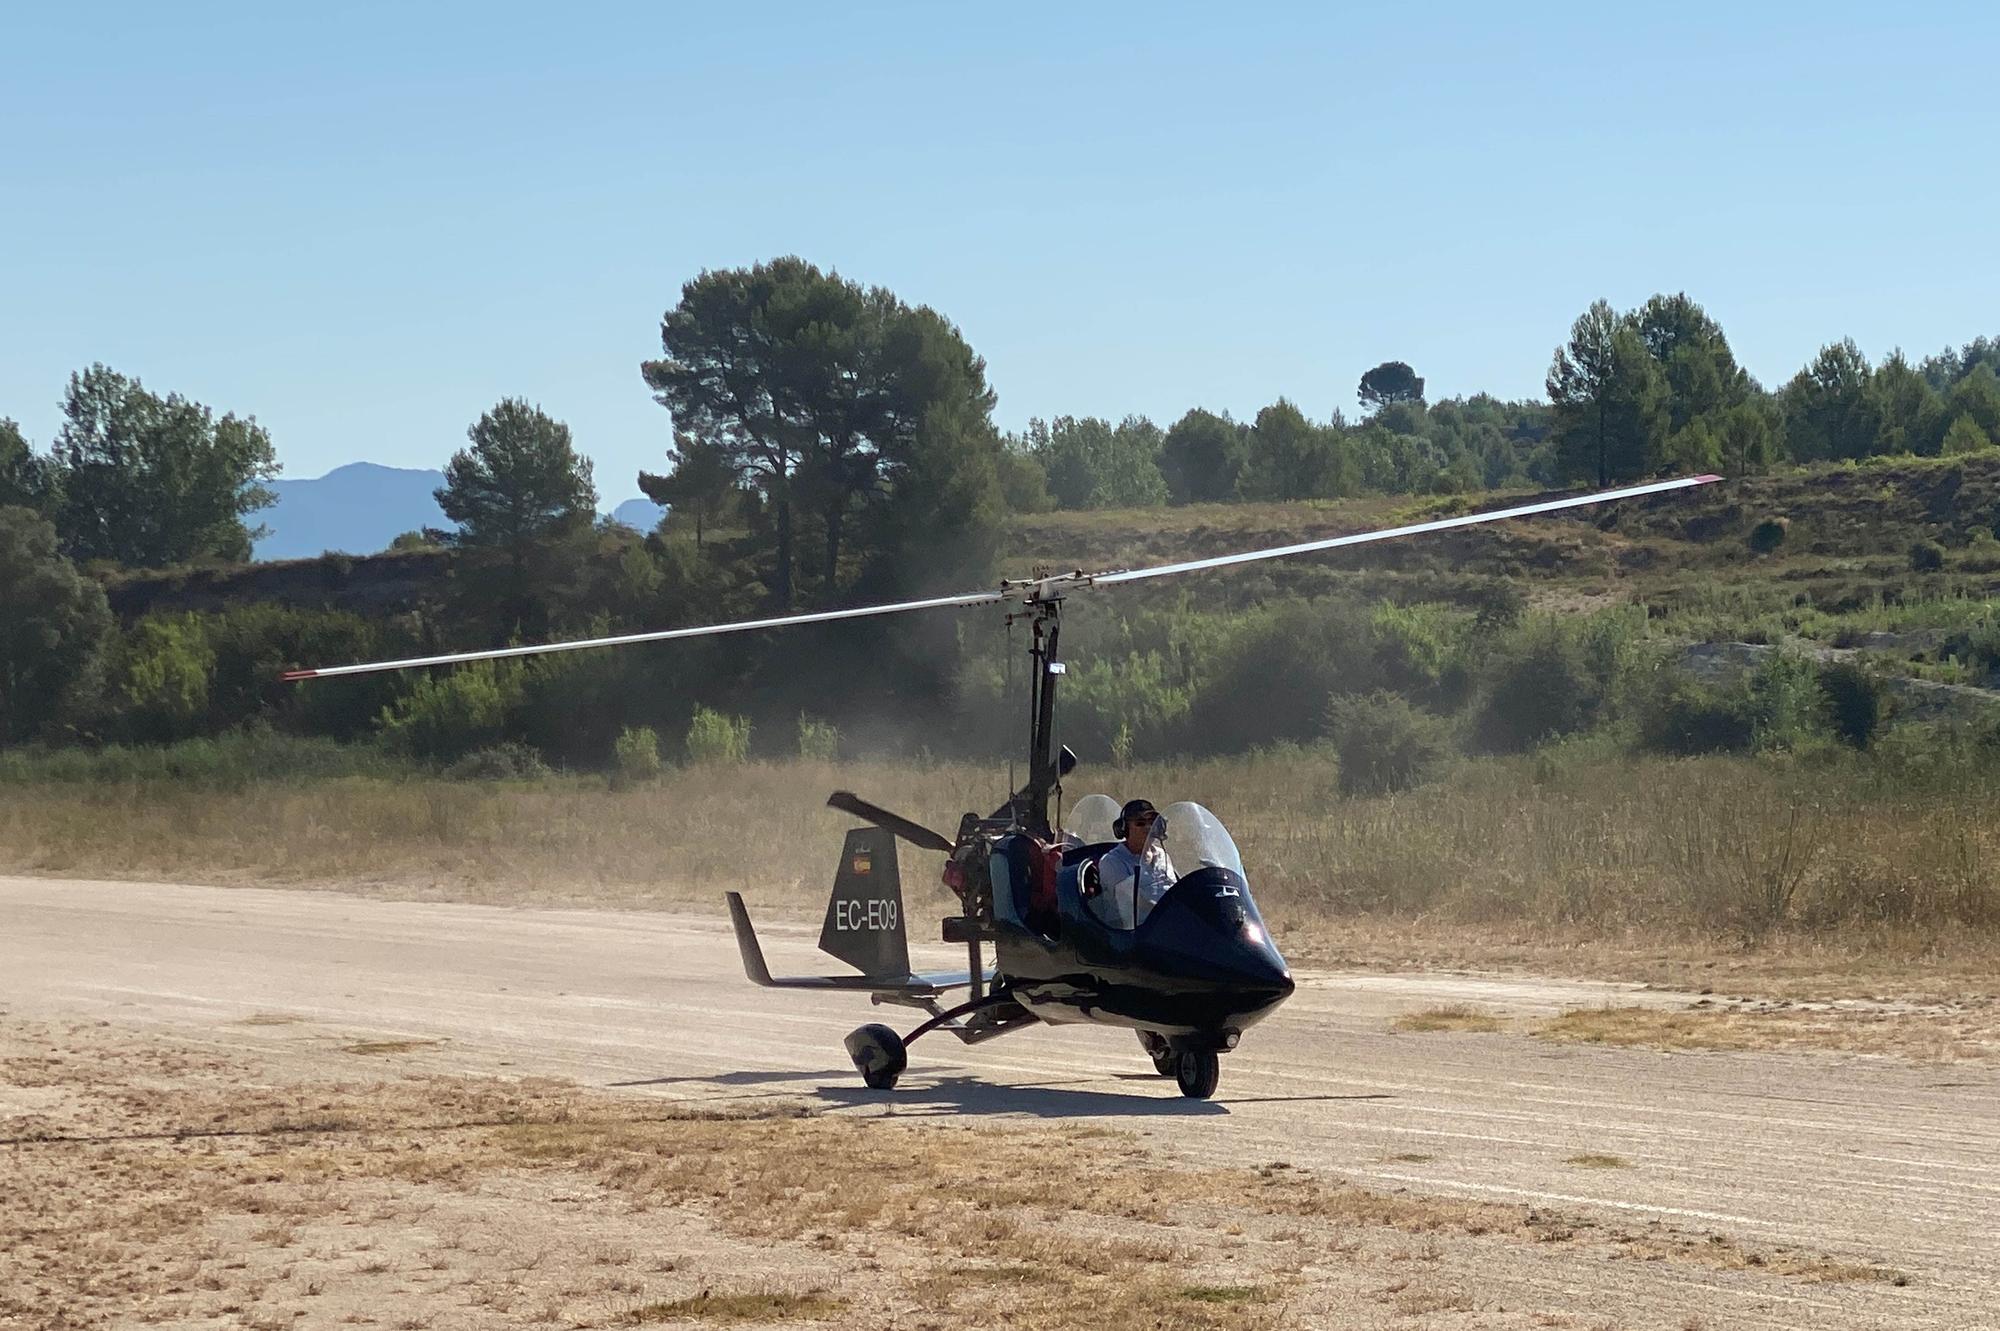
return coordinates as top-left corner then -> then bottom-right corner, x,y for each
1157,802 -> 1244,878
1064,794 -> 1120,845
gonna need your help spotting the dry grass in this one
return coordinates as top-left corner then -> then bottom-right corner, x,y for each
1564,1154 -> 1630,1170
340,1039 -> 441,1056
621,1290 -> 844,1323
2,749 -> 1998,1001
1535,1001 -> 2000,1061
2,1016 -> 1911,1330
1391,1004 -> 1505,1034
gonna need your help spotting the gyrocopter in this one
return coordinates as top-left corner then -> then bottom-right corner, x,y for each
287,475 -> 1717,1098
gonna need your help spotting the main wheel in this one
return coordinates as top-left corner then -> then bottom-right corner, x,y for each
1137,1031 -> 1175,1077
1174,1049 -> 1220,1099
844,1022 -> 908,1091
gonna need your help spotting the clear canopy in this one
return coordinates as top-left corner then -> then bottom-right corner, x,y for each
1064,793 -> 1121,844
1157,802 -> 1245,878
1065,795 -> 1244,878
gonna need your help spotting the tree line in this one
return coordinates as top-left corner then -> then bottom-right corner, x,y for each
4,256 -> 1998,758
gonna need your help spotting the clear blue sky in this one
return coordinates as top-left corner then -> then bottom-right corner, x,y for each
4,2 -> 1995,503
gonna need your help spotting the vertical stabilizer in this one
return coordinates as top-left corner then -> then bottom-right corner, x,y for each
818,827 -> 910,978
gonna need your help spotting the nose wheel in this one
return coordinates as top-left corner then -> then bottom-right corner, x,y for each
1174,1048 -> 1220,1099
1139,1032 -> 1221,1098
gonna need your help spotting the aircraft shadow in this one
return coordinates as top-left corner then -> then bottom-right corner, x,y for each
609,1069 -> 852,1089
817,1074 -> 1229,1118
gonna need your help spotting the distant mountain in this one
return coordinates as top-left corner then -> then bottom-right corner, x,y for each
253,463 -> 671,560
254,462 -> 450,561
610,496 -> 666,531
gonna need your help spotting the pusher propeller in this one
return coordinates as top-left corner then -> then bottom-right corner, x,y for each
826,791 -> 956,854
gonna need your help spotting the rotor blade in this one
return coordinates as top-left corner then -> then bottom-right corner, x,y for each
1094,475 -> 1721,586
281,588 -> 1004,681
826,791 -> 956,854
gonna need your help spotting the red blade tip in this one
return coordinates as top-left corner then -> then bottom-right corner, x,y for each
281,669 -> 318,681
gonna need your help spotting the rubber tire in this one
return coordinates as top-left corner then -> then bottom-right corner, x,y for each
1174,1049 -> 1220,1100
845,1022 -> 907,1091
1138,1031 -> 1175,1077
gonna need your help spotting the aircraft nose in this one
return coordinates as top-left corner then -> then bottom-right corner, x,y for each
1228,942 -> 1294,1003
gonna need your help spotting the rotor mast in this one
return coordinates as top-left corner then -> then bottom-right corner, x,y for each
1022,596 -> 1062,840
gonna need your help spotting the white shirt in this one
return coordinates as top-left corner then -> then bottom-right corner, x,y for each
1096,841 -> 1179,929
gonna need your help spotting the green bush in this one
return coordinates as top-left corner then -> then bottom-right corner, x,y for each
1816,660 -> 1886,749
1322,691 -> 1455,795
377,663 -> 519,761
445,741 -> 551,781
685,706 -> 750,764
1909,539 -> 1946,572
1747,516 -> 1788,554
1638,674 -> 1755,755
796,714 -> 840,761
1468,613 -> 1641,754
0,729 -> 397,787
1186,600 -> 1377,752
117,615 -> 217,742
1745,651 -> 1826,751
611,726 -> 664,786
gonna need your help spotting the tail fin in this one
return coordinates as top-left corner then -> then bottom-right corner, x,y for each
818,827 -> 910,979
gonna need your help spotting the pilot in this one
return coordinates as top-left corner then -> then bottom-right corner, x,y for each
1096,799 -> 1178,928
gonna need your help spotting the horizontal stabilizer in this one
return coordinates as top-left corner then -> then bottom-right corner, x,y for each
724,892 -> 984,995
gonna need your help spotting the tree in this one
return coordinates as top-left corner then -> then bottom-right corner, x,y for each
437,399 -> 597,549
1030,415 -> 1168,509
641,258 -> 999,606
1781,340 -> 1873,462
1633,293 -> 1752,436
50,365 -> 279,566
1358,361 -> 1425,413
1940,414 -> 1994,455
1,418 -> 56,514
1547,301 -> 1666,485
1858,352 -> 1945,455
436,399 -> 597,635
639,433 -> 740,550
1237,400 -> 1351,500
1946,365 -> 2000,441
0,506 -> 112,743
1158,408 -> 1246,504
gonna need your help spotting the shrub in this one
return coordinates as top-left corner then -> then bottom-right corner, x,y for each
1816,660 -> 1886,749
685,706 -> 750,764
1468,613 -> 1641,754
1747,516 -> 1788,554
796,714 -> 840,761
377,663 -> 519,761
445,741 -> 551,781
117,615 -> 217,742
1322,691 -> 1454,795
1638,674 -> 1755,755
1370,602 -> 1475,709
611,726 -> 664,786
1909,539 -> 1946,573
1745,650 -> 1826,751
1186,600 -> 1378,753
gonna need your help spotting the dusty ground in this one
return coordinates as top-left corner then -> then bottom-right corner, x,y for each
4,875 -> 1997,1329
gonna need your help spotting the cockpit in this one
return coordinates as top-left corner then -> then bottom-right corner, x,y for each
1061,795 -> 1250,932
985,793 -> 1292,1033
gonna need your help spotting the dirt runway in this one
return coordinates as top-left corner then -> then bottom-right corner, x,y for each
3,875 -> 1995,1329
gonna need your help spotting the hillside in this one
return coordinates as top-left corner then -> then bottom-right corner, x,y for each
112,455 -> 2000,643
1008,456 -> 2000,616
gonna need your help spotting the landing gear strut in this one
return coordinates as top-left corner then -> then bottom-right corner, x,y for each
844,986 -> 1032,1091
1137,1030 -> 1176,1078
